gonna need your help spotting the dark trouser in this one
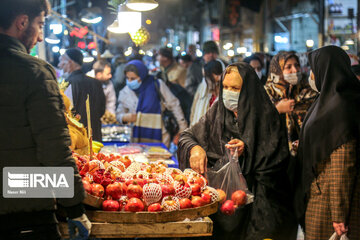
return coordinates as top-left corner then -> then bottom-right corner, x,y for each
2,223 -> 61,240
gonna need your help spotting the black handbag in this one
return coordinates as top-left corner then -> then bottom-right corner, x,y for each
154,80 -> 179,138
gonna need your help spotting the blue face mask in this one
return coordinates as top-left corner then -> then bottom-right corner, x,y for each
126,78 -> 142,90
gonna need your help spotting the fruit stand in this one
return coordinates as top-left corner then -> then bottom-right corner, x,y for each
64,148 -> 221,238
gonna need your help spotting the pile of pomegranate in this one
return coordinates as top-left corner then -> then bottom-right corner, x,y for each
73,152 -> 224,212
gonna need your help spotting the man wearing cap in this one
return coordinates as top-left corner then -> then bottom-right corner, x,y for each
58,48 -> 105,142
158,47 -> 187,87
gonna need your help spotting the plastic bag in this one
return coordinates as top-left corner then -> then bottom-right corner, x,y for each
329,232 -> 349,240
207,146 -> 254,232
207,146 -> 253,203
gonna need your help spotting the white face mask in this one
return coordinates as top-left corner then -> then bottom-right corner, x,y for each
256,70 -> 262,79
308,73 -> 319,92
283,72 -> 302,85
223,89 -> 240,111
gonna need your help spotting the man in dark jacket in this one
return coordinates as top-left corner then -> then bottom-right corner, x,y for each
0,0 -> 91,239
59,48 -> 106,142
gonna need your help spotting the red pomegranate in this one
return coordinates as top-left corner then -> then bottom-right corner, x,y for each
119,196 -> 128,211
191,196 -> 205,208
231,190 -> 247,207
179,198 -> 193,209
102,200 -> 120,211
91,183 -> 104,197
82,179 -> 92,194
126,179 -> 145,187
127,182 -> 143,199
220,200 -> 235,215
120,156 -> 132,168
190,183 -> 201,196
106,182 -> 123,200
161,183 -> 175,197
148,203 -> 162,212
201,192 -> 211,205
124,197 -> 145,212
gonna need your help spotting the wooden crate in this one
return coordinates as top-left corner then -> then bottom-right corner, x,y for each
86,201 -> 218,223
59,217 -> 213,238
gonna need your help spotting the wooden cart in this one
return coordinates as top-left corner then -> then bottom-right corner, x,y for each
59,194 -> 217,238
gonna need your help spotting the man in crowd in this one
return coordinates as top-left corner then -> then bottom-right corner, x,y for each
58,48 -> 105,142
158,47 -> 187,87
244,54 -> 267,85
0,0 -> 91,238
179,54 -> 203,98
202,40 -> 226,70
93,60 -> 116,115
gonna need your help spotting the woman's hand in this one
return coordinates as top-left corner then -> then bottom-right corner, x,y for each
226,139 -> 245,156
189,145 -> 207,174
276,98 -> 295,114
333,222 -> 348,236
122,113 -> 137,123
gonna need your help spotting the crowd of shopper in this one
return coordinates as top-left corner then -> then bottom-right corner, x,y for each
1,0 -> 359,239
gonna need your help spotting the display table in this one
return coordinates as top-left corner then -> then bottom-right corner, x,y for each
103,142 -> 179,168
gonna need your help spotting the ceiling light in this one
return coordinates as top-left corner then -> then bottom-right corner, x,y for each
126,0 -> 159,12
306,39 -> 314,48
45,34 -> 60,44
81,16 -> 102,24
345,39 -> 355,45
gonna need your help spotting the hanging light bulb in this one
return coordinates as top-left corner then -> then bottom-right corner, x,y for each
126,0 -> 158,12
111,4 -> 141,34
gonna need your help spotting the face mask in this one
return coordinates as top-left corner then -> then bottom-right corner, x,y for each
308,75 -> 319,92
223,89 -> 240,111
256,70 -> 262,79
283,72 -> 302,85
126,78 -> 141,90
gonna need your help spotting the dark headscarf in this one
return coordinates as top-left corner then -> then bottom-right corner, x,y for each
178,62 -> 296,239
295,45 -> 360,220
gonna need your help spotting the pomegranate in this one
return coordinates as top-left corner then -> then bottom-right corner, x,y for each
231,190 -> 247,207
82,179 -> 92,194
162,196 -> 180,211
179,198 -> 193,209
191,196 -> 205,208
143,183 -> 162,206
91,183 -> 104,197
190,183 -> 201,196
126,179 -> 145,187
148,203 -> 162,212
124,197 -> 145,212
106,182 -> 123,200
127,182 -> 143,199
79,162 -> 89,176
161,183 -> 175,197
201,192 -> 211,205
120,156 -> 132,168
216,189 -> 227,204
119,196 -> 128,211
174,176 -> 192,199
202,187 -> 220,203
102,200 -> 119,211
220,200 -> 235,215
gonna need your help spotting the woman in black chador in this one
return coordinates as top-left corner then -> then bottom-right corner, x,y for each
178,62 -> 297,240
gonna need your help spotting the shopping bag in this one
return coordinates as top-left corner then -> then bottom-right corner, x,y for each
207,146 -> 254,232
329,232 -> 349,240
